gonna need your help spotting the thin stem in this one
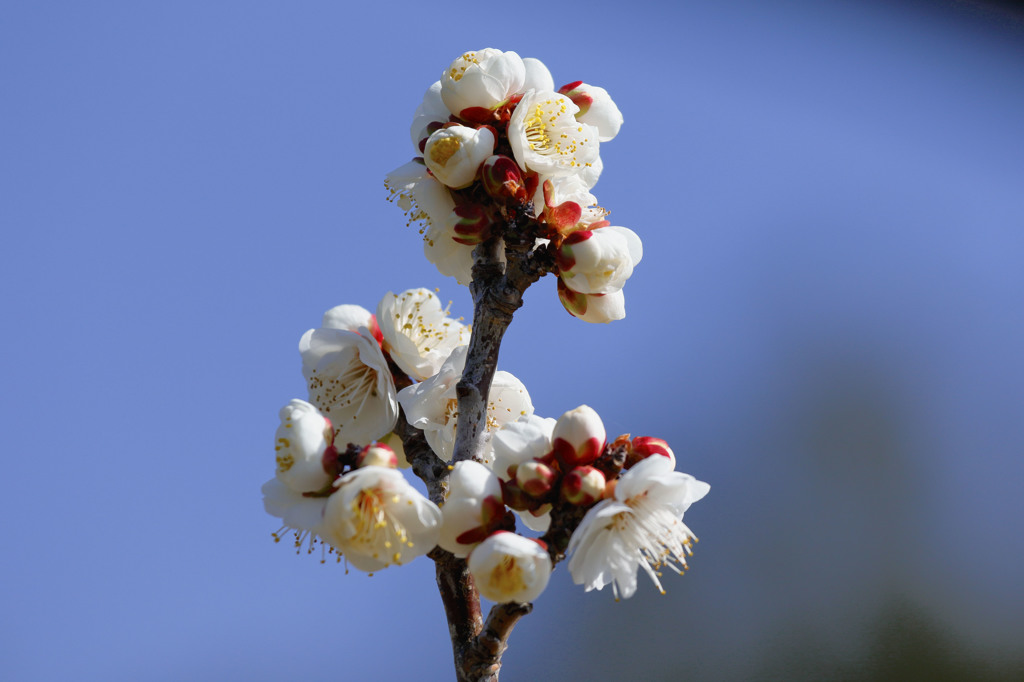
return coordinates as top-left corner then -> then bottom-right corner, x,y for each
423,208 -> 556,681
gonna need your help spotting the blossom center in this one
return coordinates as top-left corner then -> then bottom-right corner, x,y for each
522,98 -> 589,168
394,291 -> 457,355
429,137 -> 462,167
487,555 -> 527,594
444,397 -> 459,425
274,437 -> 294,473
308,360 -> 379,426
449,52 -> 479,81
351,487 -> 415,565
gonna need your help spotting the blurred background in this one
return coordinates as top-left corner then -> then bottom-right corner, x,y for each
2,1 -> 1022,680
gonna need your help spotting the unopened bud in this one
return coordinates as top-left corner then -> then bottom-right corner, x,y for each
561,465 -> 606,506
516,460 -> 558,499
628,436 -> 676,469
481,155 -> 527,203
356,442 -> 398,469
423,124 -> 495,189
451,204 -> 492,245
552,405 -> 607,469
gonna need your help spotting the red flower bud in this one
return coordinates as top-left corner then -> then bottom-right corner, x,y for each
561,466 -> 607,506
481,155 -> 527,203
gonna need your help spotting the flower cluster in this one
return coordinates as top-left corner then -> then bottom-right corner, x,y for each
263,51 -> 711,667
266,315 -> 710,600
386,49 -> 642,322
263,288 -> 468,568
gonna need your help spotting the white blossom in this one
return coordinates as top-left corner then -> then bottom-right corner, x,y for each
261,477 -> 330,557
410,81 -> 448,150
491,416 -> 556,532
321,466 -> 442,572
468,532 -> 552,603
438,460 -> 505,558
557,280 -> 627,323
321,304 -> 376,335
397,346 -> 533,462
376,288 -> 469,381
567,456 -> 710,599
299,325 -> 398,446
273,399 -> 334,494
560,82 -> 623,142
441,49 -> 525,117
522,57 -> 554,92
423,125 -> 495,189
491,415 -> 556,482
508,90 -> 600,177
385,161 -> 456,234
558,225 -> 643,295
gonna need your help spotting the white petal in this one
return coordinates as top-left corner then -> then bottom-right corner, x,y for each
521,57 -> 554,92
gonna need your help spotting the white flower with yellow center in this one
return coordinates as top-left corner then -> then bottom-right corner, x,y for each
440,48 -> 525,117
468,532 -> 552,604
376,288 -> 469,381
423,125 -> 495,189
321,466 -> 442,573
508,90 -> 600,177
385,160 -> 456,234
397,346 -> 533,462
299,325 -> 398,447
273,399 -> 334,494
567,455 -> 710,600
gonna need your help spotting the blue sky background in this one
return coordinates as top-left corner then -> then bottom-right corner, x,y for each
2,1 -> 1023,680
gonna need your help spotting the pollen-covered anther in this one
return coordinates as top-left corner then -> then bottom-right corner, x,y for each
509,90 -> 600,176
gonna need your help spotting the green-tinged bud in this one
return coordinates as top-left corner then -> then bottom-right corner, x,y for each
356,442 -> 398,469
451,204 -> 492,245
481,154 -> 527,203
516,460 -> 558,499
561,465 -> 607,506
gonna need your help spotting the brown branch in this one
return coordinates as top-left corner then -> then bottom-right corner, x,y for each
426,209 -> 557,681
428,547 -> 485,682
462,602 -> 534,681
451,226 -> 556,467
393,403 -> 449,505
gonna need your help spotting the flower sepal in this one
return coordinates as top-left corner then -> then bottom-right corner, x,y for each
481,155 -> 529,204
451,204 -> 493,245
